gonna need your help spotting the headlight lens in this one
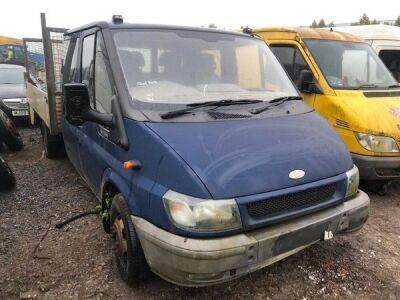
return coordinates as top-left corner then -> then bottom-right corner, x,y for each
162,190 -> 242,232
345,165 -> 359,198
355,133 -> 399,153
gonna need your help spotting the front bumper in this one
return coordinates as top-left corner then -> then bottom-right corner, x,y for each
133,190 -> 369,287
352,153 -> 400,180
0,100 -> 28,118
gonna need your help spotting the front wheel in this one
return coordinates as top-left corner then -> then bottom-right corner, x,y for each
110,194 -> 151,285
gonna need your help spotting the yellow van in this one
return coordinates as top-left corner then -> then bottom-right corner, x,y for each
254,27 -> 400,190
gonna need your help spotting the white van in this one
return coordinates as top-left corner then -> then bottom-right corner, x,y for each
334,25 -> 400,81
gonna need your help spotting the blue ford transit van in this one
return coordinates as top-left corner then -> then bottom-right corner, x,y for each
60,16 -> 369,287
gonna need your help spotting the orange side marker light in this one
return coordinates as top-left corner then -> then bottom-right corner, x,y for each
123,160 -> 142,170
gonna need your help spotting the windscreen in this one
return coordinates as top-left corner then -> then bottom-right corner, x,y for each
0,68 -> 24,84
305,39 -> 397,89
113,29 -> 298,104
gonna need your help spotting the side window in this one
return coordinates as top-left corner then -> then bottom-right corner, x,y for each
271,45 -> 311,84
81,34 -> 95,104
94,32 -> 113,114
379,50 -> 400,81
63,38 -> 79,84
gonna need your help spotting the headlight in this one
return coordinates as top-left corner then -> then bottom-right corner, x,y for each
345,165 -> 359,198
355,133 -> 399,153
162,190 -> 242,232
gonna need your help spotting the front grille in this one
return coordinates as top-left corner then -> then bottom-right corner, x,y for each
247,184 -> 337,218
336,118 -> 349,128
2,100 -> 28,110
208,111 -> 251,120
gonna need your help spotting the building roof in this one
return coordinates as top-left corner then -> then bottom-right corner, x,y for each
333,25 -> 400,41
253,27 -> 366,43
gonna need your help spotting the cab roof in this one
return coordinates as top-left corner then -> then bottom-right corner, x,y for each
66,21 -> 251,38
253,27 -> 367,43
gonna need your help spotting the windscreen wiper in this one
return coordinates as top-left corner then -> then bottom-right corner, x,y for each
250,96 -> 303,115
160,99 -> 262,120
356,84 -> 379,89
356,84 -> 400,90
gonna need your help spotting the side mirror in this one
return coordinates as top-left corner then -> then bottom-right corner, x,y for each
64,83 -> 115,129
297,69 -> 322,94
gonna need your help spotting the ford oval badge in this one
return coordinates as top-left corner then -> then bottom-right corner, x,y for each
289,170 -> 305,180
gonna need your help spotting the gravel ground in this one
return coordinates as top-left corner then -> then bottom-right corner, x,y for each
0,126 -> 399,300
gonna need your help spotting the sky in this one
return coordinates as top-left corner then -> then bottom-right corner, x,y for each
1,0 -> 400,39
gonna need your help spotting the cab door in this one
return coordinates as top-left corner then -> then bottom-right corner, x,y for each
62,36 -> 82,173
78,30 -> 128,198
269,42 -> 317,107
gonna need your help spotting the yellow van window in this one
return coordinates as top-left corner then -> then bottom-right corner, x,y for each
270,45 -> 311,85
236,45 -> 262,88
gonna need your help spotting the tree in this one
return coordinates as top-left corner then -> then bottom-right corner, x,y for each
371,19 -> 380,25
208,23 -> 217,29
318,18 -> 327,28
395,16 -> 400,27
310,20 -> 318,28
328,21 -> 335,27
359,13 -> 371,25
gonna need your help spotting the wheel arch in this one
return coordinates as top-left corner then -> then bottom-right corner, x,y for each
101,168 -> 140,215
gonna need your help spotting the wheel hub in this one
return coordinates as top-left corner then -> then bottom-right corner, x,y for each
112,216 -> 127,258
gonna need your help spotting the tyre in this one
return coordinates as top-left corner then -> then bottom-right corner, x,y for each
110,194 -> 151,284
0,155 -> 15,190
41,122 -> 60,159
0,110 -> 23,151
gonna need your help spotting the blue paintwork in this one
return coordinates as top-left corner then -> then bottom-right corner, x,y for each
146,111 -> 353,199
62,107 -> 354,238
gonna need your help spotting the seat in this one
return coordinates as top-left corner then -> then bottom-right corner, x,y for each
192,53 -> 219,84
118,50 -> 146,86
389,60 -> 400,82
159,51 -> 181,82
